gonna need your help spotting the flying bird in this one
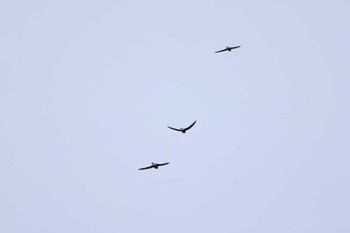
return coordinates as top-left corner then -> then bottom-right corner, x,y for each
167,120 -> 196,133
138,162 -> 170,170
215,45 -> 241,53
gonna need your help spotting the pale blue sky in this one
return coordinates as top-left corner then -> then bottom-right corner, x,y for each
0,0 -> 349,232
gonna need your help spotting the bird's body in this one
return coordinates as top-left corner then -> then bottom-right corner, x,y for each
139,162 -> 169,170
215,45 -> 241,53
167,120 -> 196,133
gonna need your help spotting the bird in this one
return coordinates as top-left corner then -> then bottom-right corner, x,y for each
138,162 -> 170,170
215,45 -> 241,53
167,120 -> 196,133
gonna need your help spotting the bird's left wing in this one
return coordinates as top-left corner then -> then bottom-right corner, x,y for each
158,162 -> 169,167
229,45 -> 241,50
184,120 -> 197,131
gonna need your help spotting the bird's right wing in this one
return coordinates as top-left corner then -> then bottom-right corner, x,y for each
167,126 -> 181,131
215,48 -> 227,53
139,165 -> 154,170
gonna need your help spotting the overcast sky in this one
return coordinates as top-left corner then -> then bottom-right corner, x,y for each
1,0 -> 349,232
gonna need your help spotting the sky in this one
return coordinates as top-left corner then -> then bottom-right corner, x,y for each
0,0 -> 349,232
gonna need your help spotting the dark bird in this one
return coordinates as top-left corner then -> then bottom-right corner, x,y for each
215,45 -> 241,53
167,120 -> 196,133
138,162 -> 170,170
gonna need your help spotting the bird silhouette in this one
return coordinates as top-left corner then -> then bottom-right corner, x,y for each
139,162 -> 170,170
167,120 -> 196,133
215,45 -> 241,53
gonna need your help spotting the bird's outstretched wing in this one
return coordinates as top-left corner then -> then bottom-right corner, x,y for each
184,120 -> 196,131
167,126 -> 182,131
229,45 -> 241,50
215,48 -> 228,53
139,165 -> 154,170
158,162 -> 169,167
